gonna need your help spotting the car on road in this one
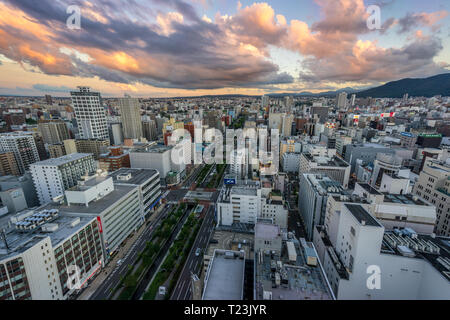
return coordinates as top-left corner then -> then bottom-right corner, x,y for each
116,259 -> 123,266
195,248 -> 201,256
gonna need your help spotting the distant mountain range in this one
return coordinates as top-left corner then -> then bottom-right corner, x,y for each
269,73 -> 450,98
267,87 -> 362,98
356,73 -> 450,98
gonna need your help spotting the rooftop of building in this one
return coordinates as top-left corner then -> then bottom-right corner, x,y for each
382,193 -> 428,206
358,183 -> 382,195
350,143 -> 392,149
381,230 -> 450,282
304,174 -> 347,196
0,210 -> 95,261
0,174 -> 31,184
255,236 -> 333,300
345,204 -> 382,227
44,184 -> 136,214
202,250 -> 245,300
303,153 -> 349,168
255,223 -> 281,240
30,153 -> 93,167
67,175 -> 110,192
109,168 -> 159,185
205,230 -> 254,261
132,145 -> 172,154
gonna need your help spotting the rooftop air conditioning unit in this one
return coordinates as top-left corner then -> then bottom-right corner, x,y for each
70,218 -> 81,228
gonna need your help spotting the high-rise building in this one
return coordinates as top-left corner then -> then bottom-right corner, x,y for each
299,151 -> 351,189
0,132 -> 40,174
142,120 -> 157,141
70,87 -> 109,142
37,120 -> 70,144
0,151 -> 20,176
63,139 -> 109,160
30,131 -> 48,161
413,158 -> 450,237
118,95 -> 143,140
261,95 -> 269,109
298,174 -> 349,240
109,122 -> 124,146
45,94 -> 53,105
48,144 -> 66,159
230,149 -> 247,179
30,153 -> 97,205
336,92 -> 348,110
350,94 -> 356,107
281,152 -> 301,173
281,114 -> 294,137
344,143 -> 396,173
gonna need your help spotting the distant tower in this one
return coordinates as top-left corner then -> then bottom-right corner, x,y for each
261,95 -> 269,109
70,87 -> 109,142
45,95 -> 53,105
403,93 -> 409,102
350,94 -> 356,107
336,92 -> 348,110
118,94 -> 143,140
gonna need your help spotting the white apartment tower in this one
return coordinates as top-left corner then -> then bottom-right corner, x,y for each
30,153 -> 96,205
413,158 -> 450,237
0,133 -> 40,174
71,87 -> 109,142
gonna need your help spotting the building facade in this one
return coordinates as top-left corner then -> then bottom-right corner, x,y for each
30,153 -> 97,205
70,87 -> 109,142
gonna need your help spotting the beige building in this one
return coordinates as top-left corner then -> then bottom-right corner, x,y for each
63,139 -> 109,160
0,151 -> 20,176
63,139 -> 77,155
413,158 -> 450,237
48,144 -> 66,159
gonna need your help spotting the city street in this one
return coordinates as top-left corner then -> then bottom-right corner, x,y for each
86,204 -> 173,300
171,205 -> 215,300
133,205 -> 194,299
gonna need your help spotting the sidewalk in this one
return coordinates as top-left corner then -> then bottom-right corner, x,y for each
77,206 -> 165,300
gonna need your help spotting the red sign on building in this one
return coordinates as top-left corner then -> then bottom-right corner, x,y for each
97,216 -> 103,233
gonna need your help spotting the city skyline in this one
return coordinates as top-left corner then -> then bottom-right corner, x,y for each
0,0 -> 449,98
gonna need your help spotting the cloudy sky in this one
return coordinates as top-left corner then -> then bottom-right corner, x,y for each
0,0 -> 449,97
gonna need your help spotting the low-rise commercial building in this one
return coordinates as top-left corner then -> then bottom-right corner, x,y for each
0,209 -> 103,300
313,204 -> 450,299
